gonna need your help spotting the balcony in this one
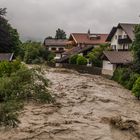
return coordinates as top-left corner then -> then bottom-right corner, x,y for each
118,37 -> 132,44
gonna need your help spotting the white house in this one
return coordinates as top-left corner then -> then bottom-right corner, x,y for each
101,23 -> 136,76
102,51 -> 133,76
44,39 -> 68,59
106,23 -> 137,51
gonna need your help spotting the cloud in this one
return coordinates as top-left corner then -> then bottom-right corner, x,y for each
1,0 -> 140,41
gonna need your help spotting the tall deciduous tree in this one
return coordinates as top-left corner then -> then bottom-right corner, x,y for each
0,8 -> 21,54
132,24 -> 140,73
55,28 -> 66,39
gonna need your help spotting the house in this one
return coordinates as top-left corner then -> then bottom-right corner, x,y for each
44,38 -> 68,59
101,23 -> 137,76
69,31 -> 108,48
106,23 -> 137,51
0,53 -> 14,61
56,31 -> 108,64
102,51 -> 133,76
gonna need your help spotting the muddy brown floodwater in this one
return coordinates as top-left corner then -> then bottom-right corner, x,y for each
1,68 -> 140,140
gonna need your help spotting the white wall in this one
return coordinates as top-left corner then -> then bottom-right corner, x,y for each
102,60 -> 116,76
111,28 -> 129,50
103,60 -> 114,70
54,53 -> 61,59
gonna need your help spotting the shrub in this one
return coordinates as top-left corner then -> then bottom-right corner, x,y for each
0,61 -> 53,127
0,60 -> 22,77
112,68 -> 131,87
76,55 -> 87,65
69,55 -> 78,64
112,68 -> 124,83
0,100 -> 23,127
87,44 -> 108,67
132,77 -> 140,99
47,52 -> 55,62
126,73 -> 140,90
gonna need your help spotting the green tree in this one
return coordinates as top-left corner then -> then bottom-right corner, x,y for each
55,28 -> 66,39
132,24 -> 140,73
0,8 -> 21,54
20,41 -> 52,64
132,77 -> 140,100
69,55 -> 78,64
77,55 -> 87,65
87,44 -> 108,67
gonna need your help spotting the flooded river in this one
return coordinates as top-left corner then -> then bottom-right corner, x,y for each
1,68 -> 140,140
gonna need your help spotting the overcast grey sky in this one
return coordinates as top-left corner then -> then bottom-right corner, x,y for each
1,0 -> 140,41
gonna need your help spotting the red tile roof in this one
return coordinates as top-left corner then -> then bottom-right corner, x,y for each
70,33 -> 108,45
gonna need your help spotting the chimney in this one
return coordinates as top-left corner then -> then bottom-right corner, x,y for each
88,29 -> 90,35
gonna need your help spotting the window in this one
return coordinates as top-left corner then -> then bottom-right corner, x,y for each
111,45 -> 116,50
124,35 -> 127,39
115,35 -> 117,39
118,35 -> 122,39
51,48 -> 56,51
59,48 -> 64,51
123,44 -> 129,50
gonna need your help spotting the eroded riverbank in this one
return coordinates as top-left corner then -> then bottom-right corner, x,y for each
1,68 -> 140,140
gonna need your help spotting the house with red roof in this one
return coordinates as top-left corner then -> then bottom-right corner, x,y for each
69,31 -> 108,48
56,31 -> 108,63
44,38 -> 68,59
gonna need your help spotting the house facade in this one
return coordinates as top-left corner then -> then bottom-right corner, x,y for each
44,39 -> 68,59
106,23 -> 137,51
102,23 -> 136,76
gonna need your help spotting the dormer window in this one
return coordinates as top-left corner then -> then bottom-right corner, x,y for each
89,34 -> 101,40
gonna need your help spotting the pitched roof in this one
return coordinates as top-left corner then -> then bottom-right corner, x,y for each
106,27 -> 117,41
70,33 -> 108,45
0,53 -> 14,61
56,45 -> 94,63
102,51 -> 133,64
119,23 -> 137,40
44,39 -> 68,46
106,23 -> 137,41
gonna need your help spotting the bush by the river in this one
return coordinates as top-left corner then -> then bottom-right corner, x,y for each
0,60 -> 53,127
112,67 -> 140,99
132,77 -> 140,99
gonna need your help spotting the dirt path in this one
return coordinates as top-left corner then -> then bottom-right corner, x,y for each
1,68 -> 140,140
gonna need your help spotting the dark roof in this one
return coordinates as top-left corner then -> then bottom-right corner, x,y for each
0,53 -> 14,61
102,51 -> 133,64
106,27 -> 117,41
56,45 -> 94,63
44,39 -> 68,46
70,33 -> 108,45
119,23 -> 137,40
106,23 -> 137,42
